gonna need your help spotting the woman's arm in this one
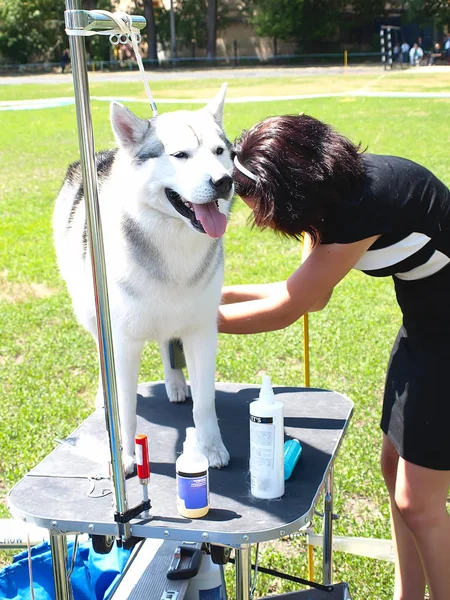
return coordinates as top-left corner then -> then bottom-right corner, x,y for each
220,234 -> 320,306
300,233 -> 332,312
221,282 -> 285,304
218,235 -> 379,334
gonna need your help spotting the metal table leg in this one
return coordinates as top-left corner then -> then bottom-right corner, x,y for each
49,531 -> 71,600
323,467 -> 334,585
235,545 -> 251,600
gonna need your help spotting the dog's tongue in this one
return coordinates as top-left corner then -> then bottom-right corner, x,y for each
193,202 -> 227,238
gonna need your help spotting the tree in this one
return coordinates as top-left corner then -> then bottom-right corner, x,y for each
206,0 -> 217,59
241,0 -> 304,42
300,0 -> 345,51
241,0 -> 344,52
408,0 -> 450,30
155,0 -> 231,52
0,0 -> 66,64
0,0 -> 112,65
142,0 -> 158,61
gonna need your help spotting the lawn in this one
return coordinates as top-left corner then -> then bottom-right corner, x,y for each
1,67 -> 449,599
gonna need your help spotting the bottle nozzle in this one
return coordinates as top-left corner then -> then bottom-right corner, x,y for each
259,375 -> 275,404
183,427 -> 199,452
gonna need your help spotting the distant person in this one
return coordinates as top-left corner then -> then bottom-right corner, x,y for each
400,41 -> 410,65
409,43 -> 423,66
444,35 -> 450,64
61,49 -> 70,74
428,42 -> 442,66
393,43 -> 401,64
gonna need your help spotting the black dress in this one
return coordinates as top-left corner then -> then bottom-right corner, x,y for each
321,154 -> 450,470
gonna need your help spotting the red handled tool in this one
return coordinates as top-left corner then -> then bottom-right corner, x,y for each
135,434 -> 151,518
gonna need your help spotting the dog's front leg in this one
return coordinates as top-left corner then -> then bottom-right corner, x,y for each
183,327 -> 230,468
101,337 -> 144,475
159,340 -> 188,402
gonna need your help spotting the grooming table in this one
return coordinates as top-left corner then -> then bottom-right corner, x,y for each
8,382 -> 353,600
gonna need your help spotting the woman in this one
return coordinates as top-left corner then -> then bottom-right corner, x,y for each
219,114 -> 450,600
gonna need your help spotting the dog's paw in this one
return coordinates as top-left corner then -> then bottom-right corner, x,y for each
200,442 -> 230,469
165,372 -> 188,403
122,453 -> 136,476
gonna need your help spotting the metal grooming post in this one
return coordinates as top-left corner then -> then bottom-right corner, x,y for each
63,0 -> 145,577
49,532 -> 71,599
323,468 -> 334,585
235,545 -> 252,600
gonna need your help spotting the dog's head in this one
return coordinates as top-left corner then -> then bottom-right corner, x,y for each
110,84 -> 233,239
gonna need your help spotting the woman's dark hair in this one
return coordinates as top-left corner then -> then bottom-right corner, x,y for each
231,114 -> 365,243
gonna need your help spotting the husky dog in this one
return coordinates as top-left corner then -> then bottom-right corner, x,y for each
53,85 -> 233,474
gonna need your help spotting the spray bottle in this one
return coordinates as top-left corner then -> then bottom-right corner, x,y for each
184,551 -> 225,600
249,375 -> 285,499
176,427 -> 210,518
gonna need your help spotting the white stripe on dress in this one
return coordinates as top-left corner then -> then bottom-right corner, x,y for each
395,250 -> 450,280
354,232 -> 431,271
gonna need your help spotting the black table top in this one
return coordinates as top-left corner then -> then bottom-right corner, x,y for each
8,382 -> 353,546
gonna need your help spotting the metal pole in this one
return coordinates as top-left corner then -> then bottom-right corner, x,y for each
323,467 -> 334,585
49,532 -> 71,600
303,314 -> 310,388
64,0 -> 129,531
169,0 -> 177,62
235,545 -> 251,600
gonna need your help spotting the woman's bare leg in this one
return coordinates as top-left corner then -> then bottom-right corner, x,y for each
380,435 -> 426,600
394,456 -> 450,600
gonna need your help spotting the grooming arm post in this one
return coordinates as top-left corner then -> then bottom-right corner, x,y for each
49,532 -> 71,600
64,0 -> 146,538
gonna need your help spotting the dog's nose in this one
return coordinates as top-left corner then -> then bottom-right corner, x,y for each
210,175 -> 233,196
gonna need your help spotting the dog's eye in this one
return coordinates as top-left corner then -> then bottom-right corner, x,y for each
172,152 -> 189,159
216,147 -> 224,155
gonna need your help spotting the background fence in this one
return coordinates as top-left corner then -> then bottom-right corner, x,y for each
0,51 -> 387,76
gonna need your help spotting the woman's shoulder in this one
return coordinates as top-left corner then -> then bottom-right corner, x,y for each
362,153 -> 441,180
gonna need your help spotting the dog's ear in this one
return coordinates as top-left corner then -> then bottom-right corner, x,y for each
110,102 -> 150,151
203,82 -> 227,128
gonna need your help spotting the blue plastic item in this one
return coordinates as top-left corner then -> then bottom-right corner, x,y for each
0,539 -> 131,600
284,438 -> 302,480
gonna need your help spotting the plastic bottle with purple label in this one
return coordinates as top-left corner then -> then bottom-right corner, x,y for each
176,427 -> 209,518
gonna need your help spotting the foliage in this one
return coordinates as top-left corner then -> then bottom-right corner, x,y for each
240,0 -> 345,50
0,0 -> 115,65
407,0 -> 450,28
300,0 -> 346,51
240,0 -> 304,42
0,0 -> 66,64
155,0 -> 231,51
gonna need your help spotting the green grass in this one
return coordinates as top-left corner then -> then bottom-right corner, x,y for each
0,71 -> 449,598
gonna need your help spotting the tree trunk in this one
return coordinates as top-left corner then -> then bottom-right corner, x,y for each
170,0 -> 177,60
206,0 -> 217,60
83,0 -> 96,57
143,0 -> 157,62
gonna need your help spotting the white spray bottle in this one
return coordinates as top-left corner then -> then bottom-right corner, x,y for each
249,375 -> 285,499
176,427 -> 210,518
